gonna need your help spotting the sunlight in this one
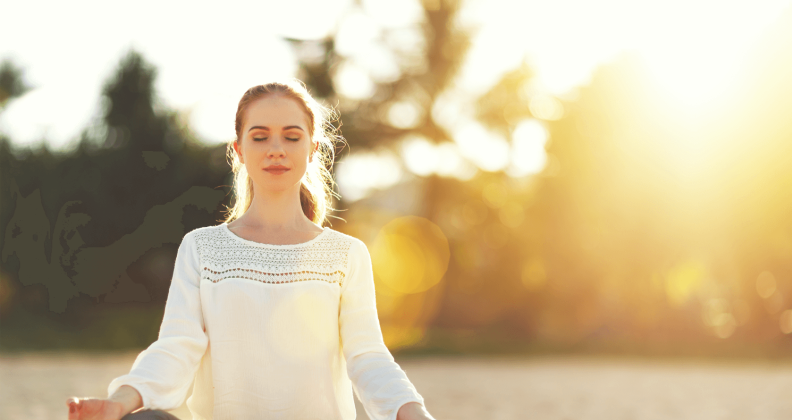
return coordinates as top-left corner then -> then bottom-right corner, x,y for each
387,101 -> 422,129
333,60 -> 376,99
780,310 -> 792,334
756,271 -> 777,299
665,261 -> 707,306
335,150 -> 402,201
638,0 -> 790,114
521,258 -> 547,291
507,119 -> 548,177
0,82 -> 101,150
401,136 -> 437,177
400,136 -> 477,180
529,95 -> 564,121
453,122 -> 510,172
462,0 -> 791,106
370,216 -> 450,295
188,92 -> 240,142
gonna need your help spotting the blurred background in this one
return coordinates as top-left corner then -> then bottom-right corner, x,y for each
3,0 -> 792,418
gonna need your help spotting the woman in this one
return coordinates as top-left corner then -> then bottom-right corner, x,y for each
66,81 -> 435,420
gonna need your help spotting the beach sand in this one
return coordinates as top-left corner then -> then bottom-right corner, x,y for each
2,351 -> 791,419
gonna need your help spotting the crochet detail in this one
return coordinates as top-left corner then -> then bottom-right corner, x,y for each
193,225 -> 352,288
202,267 -> 345,285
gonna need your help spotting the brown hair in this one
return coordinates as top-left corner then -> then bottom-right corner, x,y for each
222,80 -> 341,226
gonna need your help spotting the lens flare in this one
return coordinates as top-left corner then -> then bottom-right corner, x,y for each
756,271 -> 777,299
370,216 -> 450,295
665,261 -> 706,306
780,310 -> 792,334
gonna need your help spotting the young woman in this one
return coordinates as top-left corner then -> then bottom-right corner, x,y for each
66,81 -> 435,420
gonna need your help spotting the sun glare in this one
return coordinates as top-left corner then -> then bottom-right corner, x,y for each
637,1 -> 791,116
464,0 -> 791,108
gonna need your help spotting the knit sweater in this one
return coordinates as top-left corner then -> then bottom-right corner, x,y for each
107,223 -> 425,420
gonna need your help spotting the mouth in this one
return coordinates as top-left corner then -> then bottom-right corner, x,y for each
264,167 -> 290,175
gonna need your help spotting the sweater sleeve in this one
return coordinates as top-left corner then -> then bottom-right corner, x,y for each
107,230 -> 208,411
339,238 -> 426,420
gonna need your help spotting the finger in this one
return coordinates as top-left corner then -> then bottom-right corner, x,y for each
67,398 -> 83,419
67,401 -> 78,419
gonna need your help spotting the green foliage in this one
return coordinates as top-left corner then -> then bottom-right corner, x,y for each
3,0 -> 792,357
0,58 -> 31,109
0,49 -> 232,349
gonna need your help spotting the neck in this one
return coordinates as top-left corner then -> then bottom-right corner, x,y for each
242,183 -> 315,231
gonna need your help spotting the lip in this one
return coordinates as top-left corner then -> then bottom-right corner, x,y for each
264,165 -> 290,175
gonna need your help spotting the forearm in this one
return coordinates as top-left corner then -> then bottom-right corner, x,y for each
108,385 -> 143,416
397,402 -> 435,420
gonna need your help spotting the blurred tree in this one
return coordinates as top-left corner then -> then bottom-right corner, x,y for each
285,37 -> 337,101
3,0 -> 792,355
100,50 -> 169,152
0,49 -> 230,350
286,0 -> 548,346
0,58 -> 31,110
475,63 -> 534,132
290,0 -> 469,150
287,0 -> 792,354
285,0 -> 508,348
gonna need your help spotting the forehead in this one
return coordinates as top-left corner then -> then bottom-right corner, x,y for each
244,95 -> 310,130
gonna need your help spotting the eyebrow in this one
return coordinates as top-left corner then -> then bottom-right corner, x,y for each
247,125 -> 305,133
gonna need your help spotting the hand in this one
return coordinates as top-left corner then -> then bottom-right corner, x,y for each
396,401 -> 435,420
66,397 -> 126,420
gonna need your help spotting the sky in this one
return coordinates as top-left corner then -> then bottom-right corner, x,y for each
2,0 -> 790,199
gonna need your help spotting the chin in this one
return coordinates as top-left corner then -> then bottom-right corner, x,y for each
253,178 -> 303,193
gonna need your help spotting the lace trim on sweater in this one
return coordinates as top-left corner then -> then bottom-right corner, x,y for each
193,225 -> 352,287
201,267 -> 345,285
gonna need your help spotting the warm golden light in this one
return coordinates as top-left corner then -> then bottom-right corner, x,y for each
370,216 -> 450,295
713,313 -> 737,339
780,309 -> 792,334
521,258 -> 547,291
702,298 -> 738,338
498,203 -> 525,228
6,0 -> 792,374
756,271 -> 777,299
529,95 -> 564,121
508,119 -> 548,177
732,299 -> 751,326
373,233 -> 427,293
482,181 -> 508,208
665,261 -> 706,306
763,291 -> 784,315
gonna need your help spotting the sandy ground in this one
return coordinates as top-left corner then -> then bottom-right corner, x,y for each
2,351 -> 792,419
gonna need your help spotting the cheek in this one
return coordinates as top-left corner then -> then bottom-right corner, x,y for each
292,142 -> 313,160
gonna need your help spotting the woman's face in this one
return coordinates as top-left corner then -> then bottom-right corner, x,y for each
234,95 -> 317,194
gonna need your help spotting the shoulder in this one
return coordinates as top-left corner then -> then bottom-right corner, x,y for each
321,229 -> 371,273
187,224 -> 224,238
183,224 -> 225,251
323,228 -> 367,253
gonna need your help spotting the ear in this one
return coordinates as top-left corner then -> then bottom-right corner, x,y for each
310,141 -> 318,162
234,140 -> 244,164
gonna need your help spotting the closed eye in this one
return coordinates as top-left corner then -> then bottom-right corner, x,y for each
252,137 -> 299,141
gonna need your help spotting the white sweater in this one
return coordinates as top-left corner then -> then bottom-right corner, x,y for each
107,223 -> 425,420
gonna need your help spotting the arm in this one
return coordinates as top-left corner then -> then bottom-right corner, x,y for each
106,230 -> 209,412
108,385 -> 143,415
66,386 -> 141,420
397,402 -> 436,420
339,239 -> 433,420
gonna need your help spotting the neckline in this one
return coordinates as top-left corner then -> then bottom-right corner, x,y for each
220,223 -> 330,248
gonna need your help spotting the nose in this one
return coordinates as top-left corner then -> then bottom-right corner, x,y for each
267,137 -> 286,159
